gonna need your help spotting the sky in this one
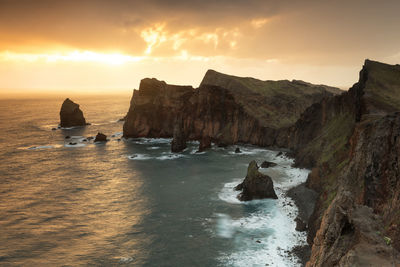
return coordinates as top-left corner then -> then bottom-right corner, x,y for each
1,0 -> 400,94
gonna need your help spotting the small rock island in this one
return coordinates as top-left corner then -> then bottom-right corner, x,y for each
235,160 -> 278,201
59,98 -> 88,127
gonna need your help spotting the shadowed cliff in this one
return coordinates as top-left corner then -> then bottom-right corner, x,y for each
123,71 -> 341,146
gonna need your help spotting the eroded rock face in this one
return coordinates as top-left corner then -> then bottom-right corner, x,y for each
197,136 -> 211,152
171,117 -> 187,153
235,161 -> 278,201
123,71 -> 340,146
59,98 -> 87,127
296,60 -> 400,265
307,191 -> 399,266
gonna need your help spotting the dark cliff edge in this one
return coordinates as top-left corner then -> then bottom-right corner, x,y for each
123,71 -> 340,147
122,60 -> 400,265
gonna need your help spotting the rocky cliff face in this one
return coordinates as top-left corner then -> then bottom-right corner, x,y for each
123,71 -> 340,146
291,60 -> 400,266
59,98 -> 88,127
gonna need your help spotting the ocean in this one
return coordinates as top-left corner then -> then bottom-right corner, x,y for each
0,95 -> 309,266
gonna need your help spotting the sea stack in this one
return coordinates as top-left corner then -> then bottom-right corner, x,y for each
94,132 -> 108,142
197,136 -> 211,152
171,117 -> 187,153
59,98 -> 88,127
235,161 -> 278,201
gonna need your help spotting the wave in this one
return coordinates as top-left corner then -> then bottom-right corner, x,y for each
216,155 -> 309,266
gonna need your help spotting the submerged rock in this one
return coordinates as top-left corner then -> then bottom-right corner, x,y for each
171,117 -> 187,153
59,98 -> 88,127
260,161 -> 277,168
235,161 -> 278,201
197,136 -> 211,152
94,132 -> 108,142
235,147 -> 241,153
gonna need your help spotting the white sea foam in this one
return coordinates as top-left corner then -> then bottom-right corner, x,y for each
128,138 -> 172,145
216,150 -> 310,266
147,146 -> 161,150
156,154 -> 185,160
128,154 -> 152,160
27,145 -> 54,150
111,132 -> 123,137
64,143 -> 86,148
127,152 -> 185,161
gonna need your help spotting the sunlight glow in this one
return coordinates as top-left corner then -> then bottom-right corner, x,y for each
0,50 -> 144,65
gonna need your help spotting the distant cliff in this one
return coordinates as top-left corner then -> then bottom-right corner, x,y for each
123,71 -> 341,146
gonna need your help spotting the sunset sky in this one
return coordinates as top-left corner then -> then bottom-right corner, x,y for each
1,0 -> 400,94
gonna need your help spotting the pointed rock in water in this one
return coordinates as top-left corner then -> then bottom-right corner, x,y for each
94,132 -> 108,142
197,136 -> 211,152
235,160 -> 278,201
171,117 -> 187,153
59,98 -> 88,127
235,147 -> 241,153
260,161 -> 277,168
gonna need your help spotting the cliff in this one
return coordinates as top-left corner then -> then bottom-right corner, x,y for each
123,71 -> 340,146
289,60 -> 400,266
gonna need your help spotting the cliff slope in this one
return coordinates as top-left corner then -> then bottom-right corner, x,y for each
290,60 -> 400,266
123,71 -> 341,146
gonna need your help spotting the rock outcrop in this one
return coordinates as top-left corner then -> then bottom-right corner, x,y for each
197,136 -> 212,152
123,72 -> 341,146
260,161 -> 277,168
235,161 -> 278,201
59,98 -> 88,127
94,132 -> 107,142
171,116 -> 187,152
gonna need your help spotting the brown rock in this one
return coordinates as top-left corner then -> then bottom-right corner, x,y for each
171,117 -> 187,153
235,161 -> 278,201
59,98 -> 88,127
94,132 -> 107,142
197,136 -> 211,152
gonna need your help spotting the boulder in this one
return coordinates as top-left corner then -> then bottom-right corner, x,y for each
94,132 -> 108,142
260,161 -> 277,168
59,98 -> 88,127
235,147 -> 242,153
197,136 -> 211,152
235,161 -> 278,201
295,217 -> 307,232
171,117 -> 187,152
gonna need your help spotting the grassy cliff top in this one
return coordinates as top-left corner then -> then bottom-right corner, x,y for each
362,59 -> 400,114
200,69 -> 342,128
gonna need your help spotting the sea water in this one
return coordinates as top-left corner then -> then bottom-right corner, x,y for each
0,96 -> 309,266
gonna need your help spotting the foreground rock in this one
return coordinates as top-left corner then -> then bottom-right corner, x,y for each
171,117 -> 187,152
59,98 -> 88,127
235,161 -> 278,201
94,132 -> 107,142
